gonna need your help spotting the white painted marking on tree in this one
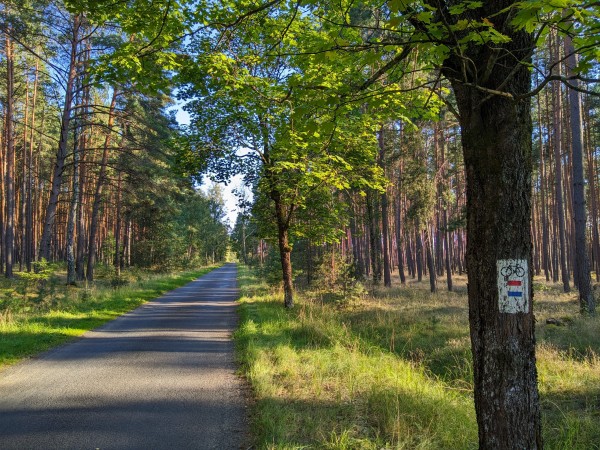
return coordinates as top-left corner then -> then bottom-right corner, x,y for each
497,259 -> 529,313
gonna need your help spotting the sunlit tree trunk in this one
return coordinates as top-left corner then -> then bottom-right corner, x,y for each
87,89 -> 118,281
39,14 -> 81,261
565,35 -> 595,314
4,33 -> 15,277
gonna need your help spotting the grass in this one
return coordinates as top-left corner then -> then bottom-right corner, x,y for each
0,265 -> 219,369
235,267 -> 600,449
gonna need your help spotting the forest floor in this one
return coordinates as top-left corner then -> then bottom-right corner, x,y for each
0,264 -> 220,369
235,266 -> 600,449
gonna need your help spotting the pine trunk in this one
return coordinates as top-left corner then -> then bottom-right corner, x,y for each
39,14 -> 80,261
4,34 -> 15,277
86,89 -> 118,281
565,36 -> 595,314
551,34 -> 571,292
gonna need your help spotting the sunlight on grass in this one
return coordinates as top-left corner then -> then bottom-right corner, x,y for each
236,267 -> 600,449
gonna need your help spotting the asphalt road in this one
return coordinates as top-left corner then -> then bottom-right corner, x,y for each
0,263 -> 248,449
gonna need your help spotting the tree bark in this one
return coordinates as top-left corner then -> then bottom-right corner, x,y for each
550,33 -> 571,292
272,189 -> 293,308
66,112 -> 81,285
367,191 -> 382,284
565,35 -> 595,314
39,14 -> 81,261
86,89 -> 118,281
25,59 -> 39,272
4,33 -> 15,277
415,224 -> 423,282
425,225 -> 437,293
443,208 -> 453,291
442,4 -> 542,447
115,171 -> 122,277
378,128 -> 392,287
537,96 -> 551,281
394,196 -> 406,284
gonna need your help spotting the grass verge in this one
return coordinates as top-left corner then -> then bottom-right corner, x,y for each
0,265 -> 218,369
235,266 -> 600,449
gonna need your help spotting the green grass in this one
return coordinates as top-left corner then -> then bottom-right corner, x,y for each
235,267 -> 600,449
0,265 -> 219,369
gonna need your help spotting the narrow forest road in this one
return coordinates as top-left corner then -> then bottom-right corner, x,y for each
0,263 -> 248,449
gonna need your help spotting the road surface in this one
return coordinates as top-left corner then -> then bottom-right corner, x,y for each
0,263 -> 248,449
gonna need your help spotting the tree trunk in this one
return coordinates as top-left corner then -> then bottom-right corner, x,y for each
446,48 -> 542,450
39,14 -> 81,261
443,208 -> 453,291
425,225 -> 437,293
565,36 -> 595,315
272,190 -> 293,308
584,101 -> 600,281
415,224 -> 423,282
551,33 -> 571,292
367,191 -> 382,284
114,172 -> 122,277
25,59 -> 39,272
394,196 -> 406,284
66,108 -> 81,285
537,96 -> 551,281
76,42 -> 91,281
378,127 -> 392,287
86,89 -> 118,281
4,33 -> 15,277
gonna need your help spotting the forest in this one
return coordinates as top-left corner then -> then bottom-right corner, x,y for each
2,0 -> 600,449
0,0 -> 229,282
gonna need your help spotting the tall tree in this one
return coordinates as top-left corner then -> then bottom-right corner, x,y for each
39,12 -> 81,261
4,31 -> 15,277
565,33 -> 595,314
87,88 -> 118,281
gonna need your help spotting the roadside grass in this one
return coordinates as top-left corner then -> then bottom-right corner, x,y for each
235,267 -> 600,449
0,265 -> 219,369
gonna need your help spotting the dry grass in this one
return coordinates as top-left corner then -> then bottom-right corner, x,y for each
236,267 -> 600,449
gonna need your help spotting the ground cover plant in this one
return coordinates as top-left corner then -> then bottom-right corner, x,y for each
0,264 -> 219,369
235,266 -> 600,449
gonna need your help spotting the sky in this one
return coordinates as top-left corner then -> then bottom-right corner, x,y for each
174,106 -> 242,229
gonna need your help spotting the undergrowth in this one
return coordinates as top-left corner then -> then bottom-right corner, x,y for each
235,266 -> 600,449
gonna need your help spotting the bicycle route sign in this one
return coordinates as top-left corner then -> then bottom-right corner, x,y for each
497,259 -> 529,314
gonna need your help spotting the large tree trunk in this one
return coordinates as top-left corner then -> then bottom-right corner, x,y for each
443,4 -> 542,447
565,36 -> 595,314
453,83 -> 542,448
39,14 -> 81,261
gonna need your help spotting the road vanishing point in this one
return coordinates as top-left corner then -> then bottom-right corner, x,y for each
0,263 -> 248,449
